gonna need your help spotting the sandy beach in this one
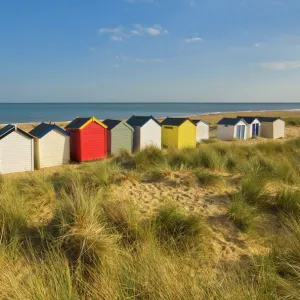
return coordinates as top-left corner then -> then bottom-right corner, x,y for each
11,109 -> 300,138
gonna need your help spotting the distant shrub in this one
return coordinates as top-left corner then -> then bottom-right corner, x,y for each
285,117 -> 300,127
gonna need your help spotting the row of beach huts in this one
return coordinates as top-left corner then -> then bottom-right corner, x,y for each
0,115 -> 285,174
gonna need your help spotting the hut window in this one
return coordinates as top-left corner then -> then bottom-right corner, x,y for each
165,126 -> 173,129
225,125 -> 228,127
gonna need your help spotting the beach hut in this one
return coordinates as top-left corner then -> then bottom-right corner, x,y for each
29,122 -> 70,169
103,119 -> 134,155
161,117 -> 196,149
192,119 -> 209,142
65,116 -> 107,162
126,115 -> 161,152
0,124 -> 34,174
237,116 -> 261,138
217,118 -> 248,140
258,117 -> 285,139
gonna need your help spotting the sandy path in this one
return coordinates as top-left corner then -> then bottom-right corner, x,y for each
110,172 -> 268,263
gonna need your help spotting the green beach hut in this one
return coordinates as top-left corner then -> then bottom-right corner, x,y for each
103,119 -> 134,155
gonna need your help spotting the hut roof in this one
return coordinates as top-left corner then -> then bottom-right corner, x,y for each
126,115 -> 161,127
103,119 -> 134,131
191,119 -> 209,126
237,116 -> 260,124
65,117 -> 107,130
217,117 -> 247,126
161,117 -> 195,126
0,124 -> 34,140
258,117 -> 282,123
30,122 -> 69,139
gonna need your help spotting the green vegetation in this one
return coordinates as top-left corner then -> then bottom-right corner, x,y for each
2,137 -> 300,299
194,170 -> 224,187
228,193 -> 257,232
285,116 -> 300,126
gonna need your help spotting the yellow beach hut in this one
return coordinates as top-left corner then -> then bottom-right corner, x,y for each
161,117 -> 196,149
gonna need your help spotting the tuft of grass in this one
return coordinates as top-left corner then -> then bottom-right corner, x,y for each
194,170 -> 224,187
101,199 -> 151,248
228,193 -> 257,232
143,168 -> 168,182
197,147 -> 225,170
154,204 -> 207,251
52,186 -> 120,268
80,161 -> 124,189
134,146 -> 167,170
272,189 -> 300,214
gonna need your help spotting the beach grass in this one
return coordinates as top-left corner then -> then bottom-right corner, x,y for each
1,137 -> 300,299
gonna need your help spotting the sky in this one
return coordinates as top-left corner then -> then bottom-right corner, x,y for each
0,0 -> 300,103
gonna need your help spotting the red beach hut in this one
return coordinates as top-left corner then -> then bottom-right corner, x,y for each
65,116 -> 107,162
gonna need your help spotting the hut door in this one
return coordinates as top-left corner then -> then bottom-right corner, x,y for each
236,125 -> 245,139
252,123 -> 259,137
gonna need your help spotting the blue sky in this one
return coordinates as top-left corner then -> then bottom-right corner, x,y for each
0,0 -> 299,102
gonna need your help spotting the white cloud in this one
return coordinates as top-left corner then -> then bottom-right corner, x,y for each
259,61 -> 300,70
98,27 -> 124,35
134,24 -> 168,36
112,64 -> 121,68
98,24 -> 168,40
185,37 -> 202,43
111,36 -> 123,41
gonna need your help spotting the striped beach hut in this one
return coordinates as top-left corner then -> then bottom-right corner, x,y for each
237,116 -> 261,138
65,116 -> 107,162
126,115 -> 161,152
0,124 -> 34,174
30,123 -> 70,169
103,119 -> 134,155
161,117 -> 196,149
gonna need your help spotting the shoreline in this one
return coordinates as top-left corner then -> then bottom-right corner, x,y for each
1,109 -> 300,130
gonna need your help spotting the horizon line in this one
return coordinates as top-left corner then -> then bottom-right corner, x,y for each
0,102 -> 299,104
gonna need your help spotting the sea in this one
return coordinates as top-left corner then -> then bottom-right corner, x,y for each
0,102 -> 300,124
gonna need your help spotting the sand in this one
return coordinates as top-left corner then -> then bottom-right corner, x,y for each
109,170 -> 269,263
4,109 -> 300,133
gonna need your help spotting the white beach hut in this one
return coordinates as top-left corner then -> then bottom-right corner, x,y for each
126,115 -> 161,152
217,118 -> 248,140
30,123 -> 70,169
237,116 -> 261,139
192,119 -> 209,142
0,124 -> 34,174
259,117 -> 285,139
